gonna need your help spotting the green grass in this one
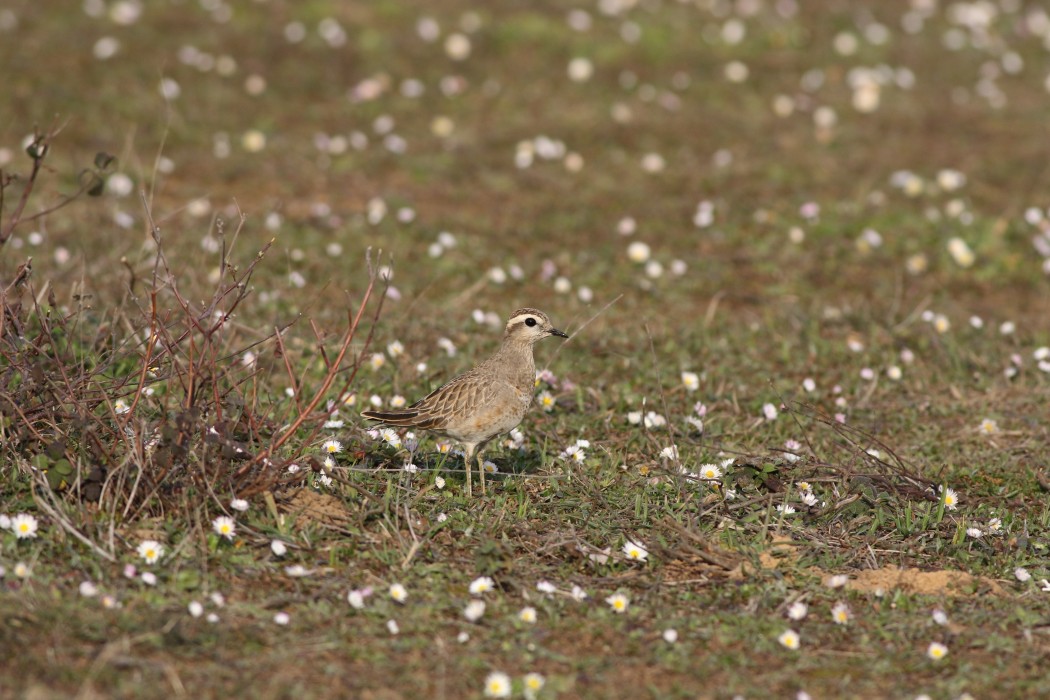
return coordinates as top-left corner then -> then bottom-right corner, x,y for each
3,1 -> 1050,698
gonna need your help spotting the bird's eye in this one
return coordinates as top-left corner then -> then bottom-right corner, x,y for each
525,317 -> 537,327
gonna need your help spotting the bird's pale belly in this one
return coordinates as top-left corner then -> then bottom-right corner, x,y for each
447,388 -> 530,443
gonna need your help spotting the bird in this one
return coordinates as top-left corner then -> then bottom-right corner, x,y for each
361,308 -> 568,496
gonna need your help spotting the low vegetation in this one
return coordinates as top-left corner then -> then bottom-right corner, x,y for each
2,1 -> 1050,698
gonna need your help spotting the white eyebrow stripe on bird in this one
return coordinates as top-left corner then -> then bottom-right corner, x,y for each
506,313 -> 539,328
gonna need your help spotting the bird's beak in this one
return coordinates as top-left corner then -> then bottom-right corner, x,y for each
549,328 -> 569,338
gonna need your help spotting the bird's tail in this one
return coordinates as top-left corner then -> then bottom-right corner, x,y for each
361,409 -> 445,430
361,409 -> 421,426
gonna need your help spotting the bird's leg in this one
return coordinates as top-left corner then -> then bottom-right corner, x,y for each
464,445 -> 474,498
478,450 -> 486,496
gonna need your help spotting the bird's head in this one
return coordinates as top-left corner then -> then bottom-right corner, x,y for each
503,308 -> 569,344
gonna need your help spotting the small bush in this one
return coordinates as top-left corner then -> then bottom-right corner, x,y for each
0,129 -> 384,528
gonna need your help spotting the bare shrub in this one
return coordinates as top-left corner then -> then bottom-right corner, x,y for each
0,128 -> 383,535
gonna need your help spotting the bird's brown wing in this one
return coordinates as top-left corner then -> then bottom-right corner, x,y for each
362,367 -> 496,429
407,367 -> 502,430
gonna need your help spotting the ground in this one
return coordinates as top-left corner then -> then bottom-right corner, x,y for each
2,1 -> 1050,698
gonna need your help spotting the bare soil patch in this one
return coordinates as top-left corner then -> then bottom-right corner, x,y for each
845,566 -> 1004,597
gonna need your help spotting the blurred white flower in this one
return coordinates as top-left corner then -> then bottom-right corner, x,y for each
947,237 -> 975,267
627,241 -> 651,263
483,672 -> 511,698
622,539 -> 649,561
444,33 -> 471,60
11,513 -> 39,539
136,540 -> 164,564
787,601 -> 808,620
463,599 -> 486,622
212,516 -> 236,540
567,57 -> 594,82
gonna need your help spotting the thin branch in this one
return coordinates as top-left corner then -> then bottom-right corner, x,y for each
34,479 -> 116,562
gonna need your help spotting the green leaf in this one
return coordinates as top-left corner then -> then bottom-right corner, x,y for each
46,469 -> 67,490
175,569 -> 202,591
46,440 -> 65,460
